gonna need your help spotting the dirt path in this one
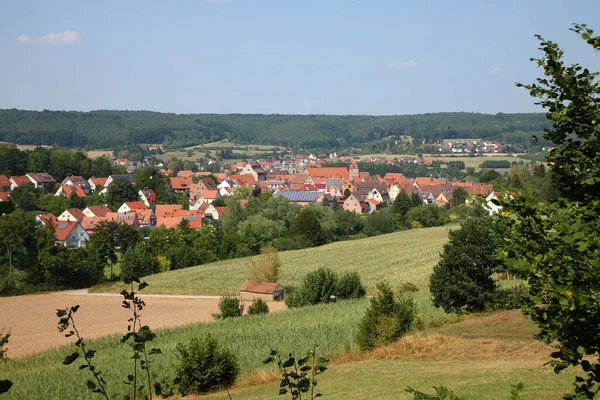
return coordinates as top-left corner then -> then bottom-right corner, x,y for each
0,292 -> 286,358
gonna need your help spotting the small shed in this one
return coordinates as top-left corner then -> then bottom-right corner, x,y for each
239,280 -> 285,302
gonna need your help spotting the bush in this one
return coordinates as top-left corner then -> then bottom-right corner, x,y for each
363,210 -> 396,236
247,298 -> 270,315
249,246 -> 280,283
272,235 -> 312,251
285,268 -> 338,308
175,335 -> 239,395
0,329 -> 9,360
397,282 -> 419,294
356,282 -> 415,351
429,217 -> 502,313
492,285 -> 528,310
213,297 -> 244,319
335,272 -> 366,300
406,204 -> 449,227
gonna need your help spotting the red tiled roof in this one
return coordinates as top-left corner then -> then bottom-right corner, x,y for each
11,176 -> 31,186
170,176 -> 193,190
60,208 -> 86,222
240,280 -> 284,294
306,167 -> 349,180
85,205 -> 111,217
52,220 -> 78,241
155,204 -> 183,218
61,184 -> 87,198
89,177 -> 108,187
199,190 -> 219,199
0,192 -> 10,201
81,216 -> 109,232
0,175 -> 10,188
123,201 -> 148,210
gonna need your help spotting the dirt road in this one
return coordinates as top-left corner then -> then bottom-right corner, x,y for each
0,292 -> 286,358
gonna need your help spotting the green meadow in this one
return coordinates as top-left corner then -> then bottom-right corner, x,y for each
92,225 -> 454,295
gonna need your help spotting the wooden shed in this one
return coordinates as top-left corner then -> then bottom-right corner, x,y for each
239,280 -> 285,302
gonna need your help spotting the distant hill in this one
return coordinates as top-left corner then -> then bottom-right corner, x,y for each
0,109 -> 550,151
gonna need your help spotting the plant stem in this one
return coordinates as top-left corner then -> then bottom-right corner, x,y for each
69,314 -> 109,400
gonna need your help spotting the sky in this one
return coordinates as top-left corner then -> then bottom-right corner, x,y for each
0,0 -> 598,115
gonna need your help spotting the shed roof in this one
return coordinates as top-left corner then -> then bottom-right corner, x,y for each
240,280 -> 284,294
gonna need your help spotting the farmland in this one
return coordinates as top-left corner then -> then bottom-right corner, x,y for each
91,225 -> 454,295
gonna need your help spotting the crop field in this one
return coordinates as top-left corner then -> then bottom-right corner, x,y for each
91,226 -> 454,295
2,292 -> 456,399
206,310 -> 575,399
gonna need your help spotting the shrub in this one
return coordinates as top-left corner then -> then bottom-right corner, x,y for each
175,335 -> 239,395
492,285 -> 528,311
429,217 -> 502,313
363,210 -> 396,236
286,268 -> 338,308
249,246 -> 280,283
156,255 -> 171,273
272,235 -> 312,251
397,282 -> 419,294
335,272 -> 366,300
356,282 -> 415,351
247,298 -> 270,315
213,297 -> 244,319
0,329 -> 9,360
406,204 -> 448,227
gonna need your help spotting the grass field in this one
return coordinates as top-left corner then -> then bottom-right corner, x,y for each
2,292 -> 456,399
351,153 -> 529,170
205,310 -> 575,399
91,225 -> 454,295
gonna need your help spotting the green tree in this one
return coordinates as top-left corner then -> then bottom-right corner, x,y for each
91,156 -> 112,178
500,24 -> 600,398
356,282 -> 415,351
363,209 -> 396,236
290,208 -> 323,246
410,191 -> 423,207
406,204 -> 448,227
451,186 -> 468,205
392,190 -> 412,215
120,242 -> 159,280
10,186 -> 38,211
430,217 -> 502,314
106,178 -> 138,210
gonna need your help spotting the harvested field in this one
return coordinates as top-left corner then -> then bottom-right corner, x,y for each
0,292 -> 286,358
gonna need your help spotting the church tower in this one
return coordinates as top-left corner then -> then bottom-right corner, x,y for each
349,160 -> 359,180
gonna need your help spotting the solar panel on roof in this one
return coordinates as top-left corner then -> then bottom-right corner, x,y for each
183,216 -> 199,221
56,223 -> 68,229
116,215 -> 133,220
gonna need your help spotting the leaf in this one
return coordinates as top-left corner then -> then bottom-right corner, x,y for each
149,348 -> 162,355
79,365 -> 89,370
56,309 -> 67,317
263,356 -> 274,364
0,380 -> 13,394
279,388 -> 288,395
85,350 -> 96,359
71,305 -> 80,313
139,281 -> 149,291
86,380 -> 97,391
300,365 -> 311,372
282,357 -> 295,368
154,382 -> 162,396
63,352 -> 80,365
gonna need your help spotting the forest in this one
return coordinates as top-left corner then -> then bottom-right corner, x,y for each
0,109 -> 551,151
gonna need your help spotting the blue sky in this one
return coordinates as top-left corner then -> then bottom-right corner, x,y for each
0,0 -> 598,115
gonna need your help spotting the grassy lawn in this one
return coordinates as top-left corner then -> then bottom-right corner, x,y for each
91,225 -> 454,295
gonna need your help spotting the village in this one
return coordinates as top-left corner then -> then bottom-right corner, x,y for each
0,152 -> 500,249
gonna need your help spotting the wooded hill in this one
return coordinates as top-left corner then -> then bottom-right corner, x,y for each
0,109 -> 550,151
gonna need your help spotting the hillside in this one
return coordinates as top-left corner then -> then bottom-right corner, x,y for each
0,109 -> 550,150
91,225 -> 454,295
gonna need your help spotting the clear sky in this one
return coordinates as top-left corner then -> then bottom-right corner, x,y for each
0,0 -> 598,115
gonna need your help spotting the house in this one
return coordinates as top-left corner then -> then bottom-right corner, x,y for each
118,201 -> 148,214
106,212 -> 140,227
0,175 -> 11,192
189,190 -> 219,210
155,204 -> 183,218
82,205 -> 111,218
138,188 -> 158,207
190,179 -> 218,204
26,173 -> 56,190
81,216 -> 109,234
88,177 -> 108,192
55,183 -> 88,198
57,208 -> 86,223
10,175 -> 32,190
104,174 -> 134,187
156,210 -> 203,229
274,190 -> 323,206
0,192 -> 10,202
53,220 -> 89,248
239,280 -> 285,302
60,176 -> 91,194
134,208 -> 156,228
169,176 -> 193,193
305,167 -> 349,181
343,193 -> 367,214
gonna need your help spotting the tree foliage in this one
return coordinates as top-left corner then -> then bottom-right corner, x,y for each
500,24 -> 600,398
429,217 -> 502,313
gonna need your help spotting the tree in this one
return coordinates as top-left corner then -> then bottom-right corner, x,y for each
363,209 -> 396,236
106,178 -> 138,210
290,208 -> 323,246
286,268 -> 338,308
92,156 -> 112,178
392,190 -> 412,215
249,246 -> 280,283
429,217 -> 502,313
451,187 -> 468,205
410,191 -> 423,207
10,186 -> 38,211
356,282 -> 415,351
406,204 -> 448,227
120,242 -> 160,280
500,24 -> 600,397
